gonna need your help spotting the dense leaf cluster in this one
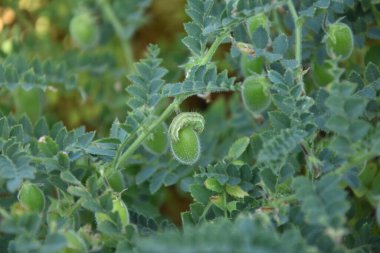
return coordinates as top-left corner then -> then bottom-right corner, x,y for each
0,0 -> 379,252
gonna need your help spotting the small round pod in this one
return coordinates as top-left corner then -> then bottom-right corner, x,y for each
112,196 -> 129,228
169,112 -> 205,165
143,120 -> 168,155
18,182 -> 45,212
311,59 -> 334,87
107,170 -> 125,192
69,9 -> 99,49
240,53 -> 264,77
241,75 -> 271,114
325,22 -> 354,60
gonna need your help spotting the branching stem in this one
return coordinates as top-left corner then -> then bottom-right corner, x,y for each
98,0 -> 135,73
114,97 -> 184,170
223,190 -> 228,218
200,32 -> 229,65
287,0 -> 302,67
185,32 -> 230,70
287,0 -> 304,91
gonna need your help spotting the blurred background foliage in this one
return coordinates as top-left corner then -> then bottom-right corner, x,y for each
0,0 -> 194,224
0,1 -> 380,252
0,0 -> 189,134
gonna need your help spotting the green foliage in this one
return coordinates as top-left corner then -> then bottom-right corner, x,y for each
182,0 -> 222,56
135,214 -> 318,253
127,45 -> 167,110
293,175 -> 349,228
0,0 -> 380,252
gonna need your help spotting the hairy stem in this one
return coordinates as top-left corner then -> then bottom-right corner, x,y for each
223,190 -> 228,218
185,32 -> 230,70
199,202 -> 213,222
98,0 -> 135,73
112,130 -> 138,170
200,32 -> 229,65
114,97 -> 184,170
287,0 -> 304,87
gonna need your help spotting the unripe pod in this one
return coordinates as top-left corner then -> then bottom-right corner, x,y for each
311,59 -> 334,87
240,53 -> 264,77
241,75 -> 271,114
171,127 -> 200,165
143,121 -> 168,155
107,170 -> 125,192
95,196 -> 129,229
169,112 -> 205,165
18,182 -> 45,212
112,196 -> 129,228
69,10 -> 99,49
325,23 -> 354,60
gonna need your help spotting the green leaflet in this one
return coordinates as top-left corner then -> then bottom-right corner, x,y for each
126,45 -> 168,110
292,175 -> 349,228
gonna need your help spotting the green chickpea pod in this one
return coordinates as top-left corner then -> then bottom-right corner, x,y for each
69,10 -> 99,49
240,53 -> 264,77
311,59 -> 334,87
18,182 -> 45,212
112,195 -> 129,228
169,112 -> 205,165
325,22 -> 354,60
241,75 -> 271,114
143,120 -> 169,155
107,170 -> 125,192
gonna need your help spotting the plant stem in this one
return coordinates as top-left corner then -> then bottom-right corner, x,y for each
287,0 -> 303,85
200,32 -> 228,66
112,130 -> 138,170
223,190 -> 228,218
199,202 -> 213,222
272,7 -> 286,34
114,97 -> 183,170
98,0 -> 135,74
185,32 -> 229,70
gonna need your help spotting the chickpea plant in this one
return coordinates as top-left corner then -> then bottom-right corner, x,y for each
0,0 -> 380,252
